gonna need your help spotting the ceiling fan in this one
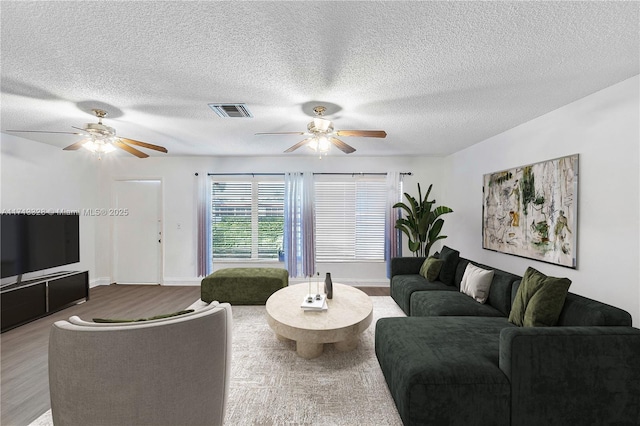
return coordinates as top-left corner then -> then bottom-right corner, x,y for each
256,106 -> 386,155
6,109 -> 168,159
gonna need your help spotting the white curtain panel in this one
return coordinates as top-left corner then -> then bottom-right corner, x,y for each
385,172 -> 403,277
284,172 -> 316,277
196,173 -> 212,277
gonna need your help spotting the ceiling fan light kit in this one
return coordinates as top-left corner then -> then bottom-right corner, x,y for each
308,135 -> 331,155
82,139 -> 117,155
256,105 -> 387,156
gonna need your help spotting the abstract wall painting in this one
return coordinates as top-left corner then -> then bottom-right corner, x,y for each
482,154 -> 578,268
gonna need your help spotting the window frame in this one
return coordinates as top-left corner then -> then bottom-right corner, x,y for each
210,176 -> 284,261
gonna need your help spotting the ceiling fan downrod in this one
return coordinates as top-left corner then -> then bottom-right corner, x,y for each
91,108 -> 108,124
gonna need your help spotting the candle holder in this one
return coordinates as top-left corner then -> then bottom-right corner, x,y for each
306,275 -> 314,303
315,272 -> 322,300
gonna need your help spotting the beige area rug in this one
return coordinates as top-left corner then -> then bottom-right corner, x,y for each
30,296 -> 405,426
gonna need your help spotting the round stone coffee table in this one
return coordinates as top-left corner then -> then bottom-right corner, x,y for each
265,283 -> 373,359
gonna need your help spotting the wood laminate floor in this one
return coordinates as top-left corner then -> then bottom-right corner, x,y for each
0,283 -> 389,426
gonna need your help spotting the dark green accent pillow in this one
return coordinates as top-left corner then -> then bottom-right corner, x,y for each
93,309 -> 195,323
508,267 -> 571,327
419,257 -> 444,281
438,246 -> 460,286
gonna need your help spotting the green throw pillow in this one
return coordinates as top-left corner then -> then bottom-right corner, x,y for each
508,267 -> 571,327
93,309 -> 194,323
419,257 -> 444,281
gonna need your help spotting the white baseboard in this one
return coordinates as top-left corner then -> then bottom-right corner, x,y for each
92,277 -> 202,286
90,277 -> 112,288
162,277 -> 202,286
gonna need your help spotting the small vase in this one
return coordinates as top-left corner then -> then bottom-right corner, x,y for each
324,273 -> 333,299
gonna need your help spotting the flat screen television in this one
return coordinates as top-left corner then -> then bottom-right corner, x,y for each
1,213 -> 80,278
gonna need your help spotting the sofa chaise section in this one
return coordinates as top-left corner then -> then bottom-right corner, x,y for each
375,316 -> 512,426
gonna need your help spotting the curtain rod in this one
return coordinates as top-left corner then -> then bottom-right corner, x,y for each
201,172 -> 412,177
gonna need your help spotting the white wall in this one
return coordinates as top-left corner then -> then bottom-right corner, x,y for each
443,76 -> 640,324
100,155 -> 444,285
0,134 -> 103,285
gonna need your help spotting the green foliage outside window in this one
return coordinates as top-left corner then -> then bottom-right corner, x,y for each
211,204 -> 284,259
212,216 -> 252,258
258,216 -> 284,258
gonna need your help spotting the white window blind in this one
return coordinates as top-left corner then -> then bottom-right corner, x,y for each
315,177 -> 386,261
211,179 -> 284,259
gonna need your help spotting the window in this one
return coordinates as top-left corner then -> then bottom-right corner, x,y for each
211,179 -> 284,259
210,174 -> 388,262
314,176 -> 387,261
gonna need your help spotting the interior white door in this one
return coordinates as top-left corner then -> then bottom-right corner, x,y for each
113,180 -> 162,284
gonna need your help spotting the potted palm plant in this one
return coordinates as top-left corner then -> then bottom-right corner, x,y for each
394,183 -> 453,257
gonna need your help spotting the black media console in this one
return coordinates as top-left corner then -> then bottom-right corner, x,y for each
1,270 -> 89,332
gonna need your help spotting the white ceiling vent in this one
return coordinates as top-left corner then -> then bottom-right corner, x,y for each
208,103 -> 253,118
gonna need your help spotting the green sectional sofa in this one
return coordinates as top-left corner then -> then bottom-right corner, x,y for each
376,248 -> 640,426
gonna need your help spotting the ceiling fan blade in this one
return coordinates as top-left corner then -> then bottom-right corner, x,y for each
63,139 -> 90,151
256,132 -> 306,136
335,130 -> 387,138
71,126 -> 91,134
329,137 -> 356,154
120,137 -> 168,153
284,138 -> 313,153
6,129 -> 85,135
113,140 -> 149,158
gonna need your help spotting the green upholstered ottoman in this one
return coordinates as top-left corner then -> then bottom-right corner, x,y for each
201,268 -> 289,305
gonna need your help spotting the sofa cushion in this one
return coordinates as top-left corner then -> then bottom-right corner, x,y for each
419,256 -> 443,281
456,259 -> 520,316
390,274 -> 456,316
509,267 -> 571,327
410,291 -> 505,317
460,263 -> 494,304
391,257 -> 428,277
375,316 -> 512,426
454,258 -> 471,288
438,246 -> 460,286
484,270 -> 520,317
557,293 -> 633,326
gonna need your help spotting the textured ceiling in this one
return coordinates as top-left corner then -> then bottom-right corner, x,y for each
1,1 -> 638,157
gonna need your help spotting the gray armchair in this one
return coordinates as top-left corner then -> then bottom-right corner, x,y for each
49,302 -> 232,426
